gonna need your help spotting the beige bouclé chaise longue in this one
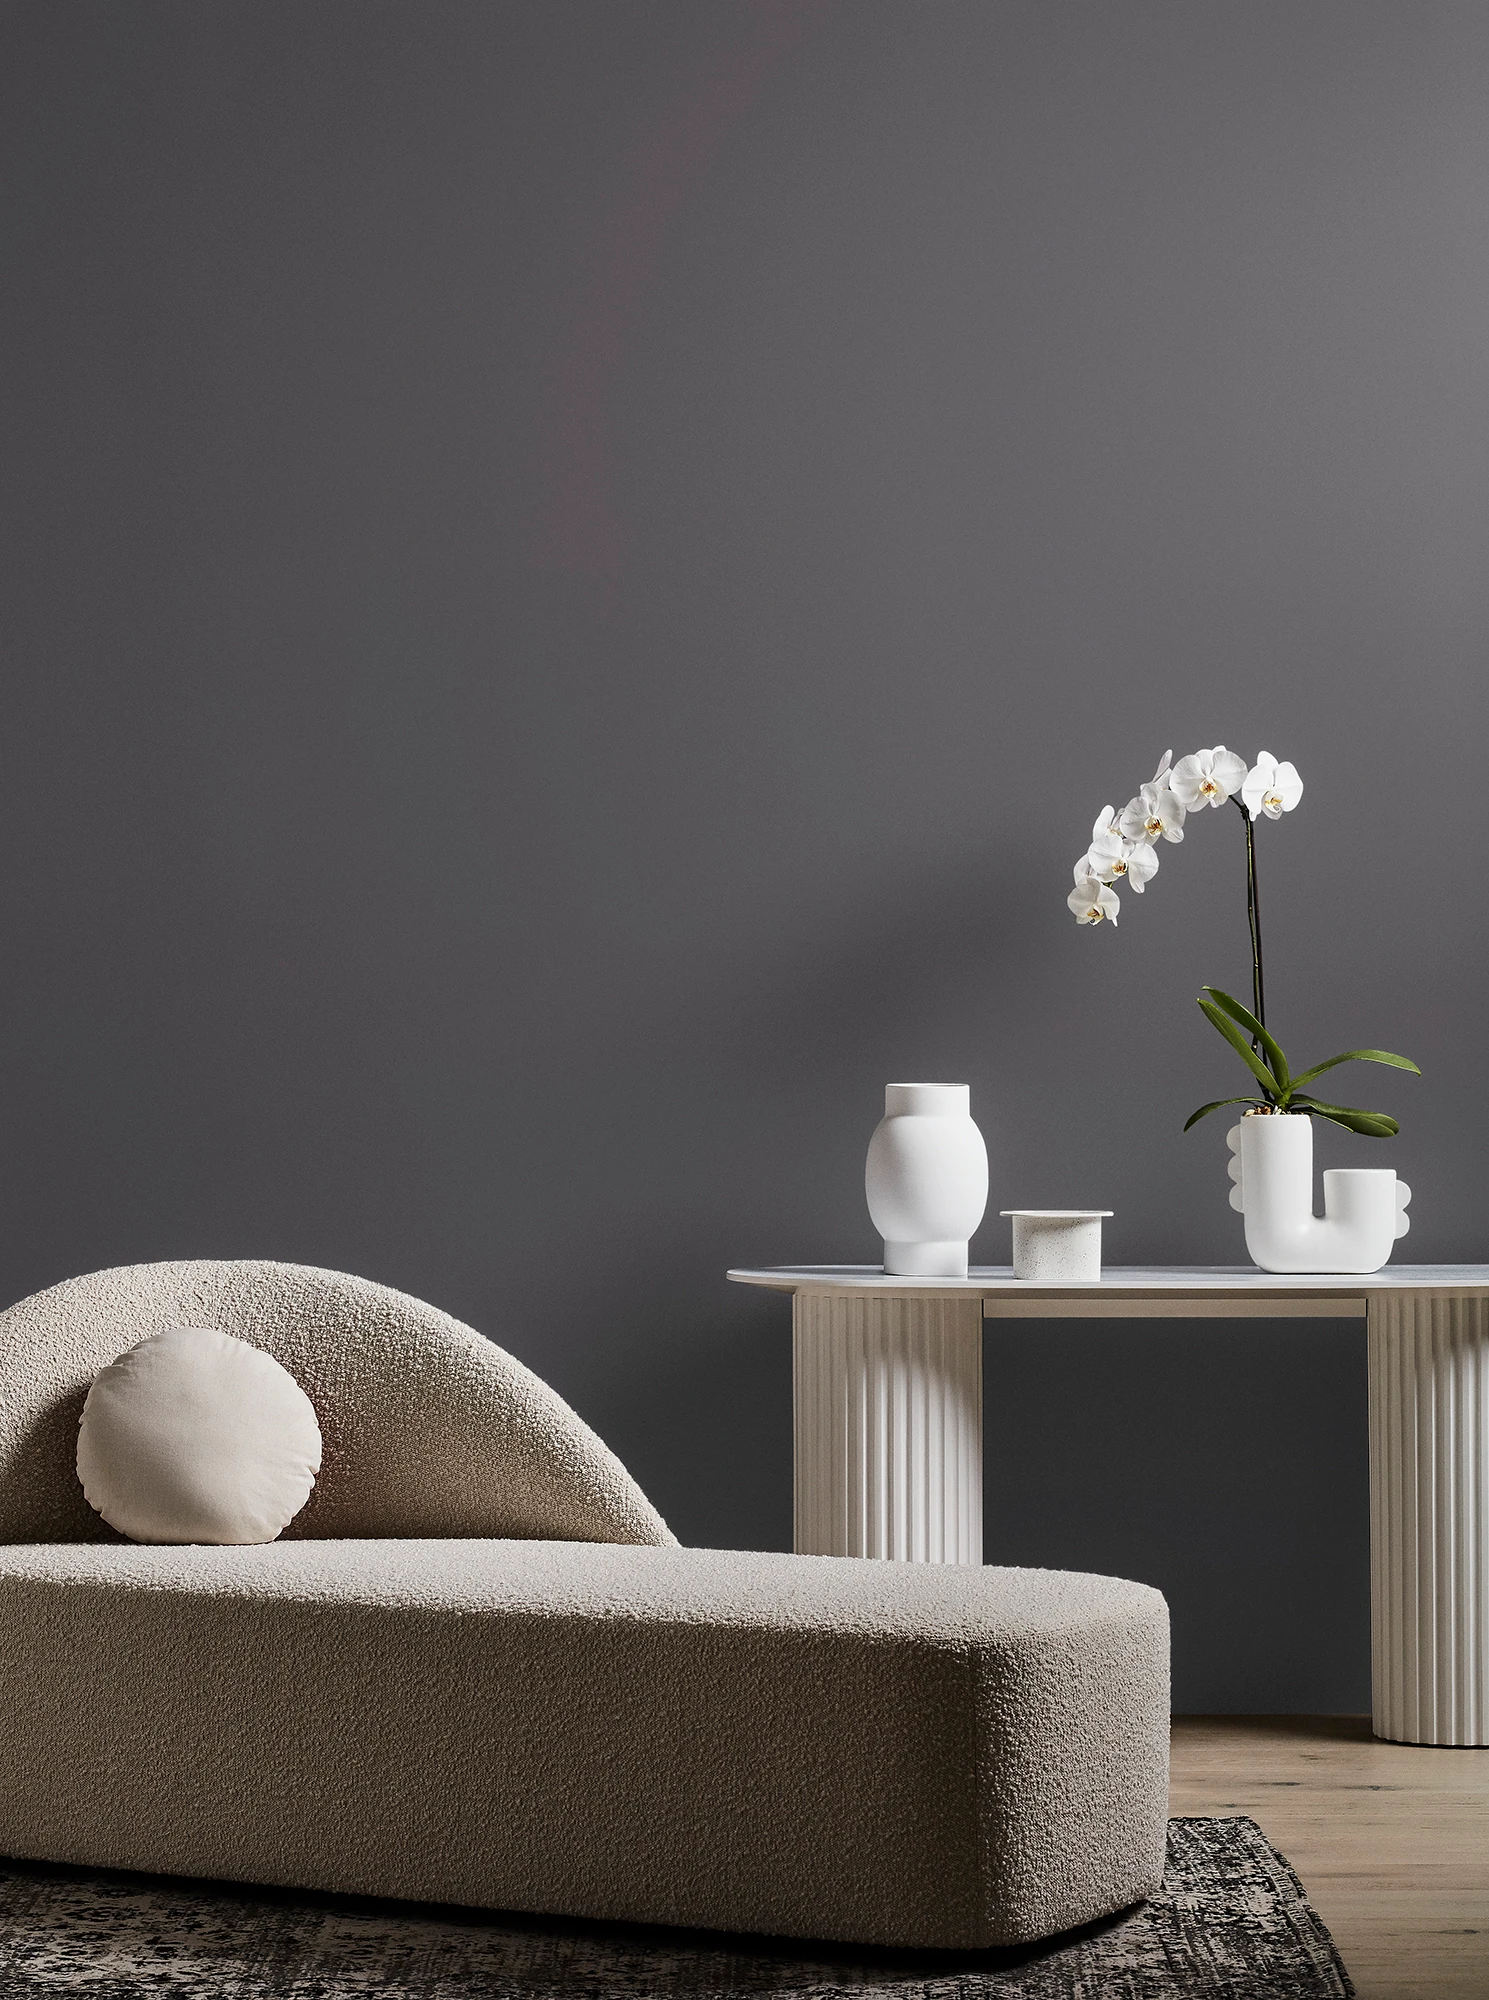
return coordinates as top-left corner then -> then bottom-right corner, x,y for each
0,1259 -> 1169,1950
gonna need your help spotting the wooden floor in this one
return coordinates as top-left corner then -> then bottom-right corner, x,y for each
1170,1716 -> 1489,1999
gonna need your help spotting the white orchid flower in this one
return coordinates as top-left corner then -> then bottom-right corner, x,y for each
1085,807 -> 1142,887
1087,828 -> 1154,891
1124,840 -> 1158,893
1120,780 -> 1186,845
1084,793 -> 1159,891
1171,745 -> 1248,810
1068,862 -> 1119,925
1242,751 -> 1303,821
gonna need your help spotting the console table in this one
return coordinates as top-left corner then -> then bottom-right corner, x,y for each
727,1264 -> 1489,1747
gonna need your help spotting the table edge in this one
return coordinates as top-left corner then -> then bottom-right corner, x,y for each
727,1264 -> 1489,1299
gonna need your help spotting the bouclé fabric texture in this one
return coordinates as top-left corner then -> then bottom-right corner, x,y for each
0,1260 -> 1169,1949
77,1328 -> 323,1545
0,1260 -> 672,1546
0,1540 -> 1170,1950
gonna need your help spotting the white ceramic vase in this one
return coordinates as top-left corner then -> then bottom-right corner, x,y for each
1227,1111 -> 1410,1274
865,1083 -> 989,1278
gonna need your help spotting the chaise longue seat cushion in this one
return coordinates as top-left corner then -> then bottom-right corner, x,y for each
0,1536 -> 1168,1951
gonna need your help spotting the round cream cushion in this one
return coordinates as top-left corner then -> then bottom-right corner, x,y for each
77,1328 -> 322,1544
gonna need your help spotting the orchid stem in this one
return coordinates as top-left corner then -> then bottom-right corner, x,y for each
1234,795 -> 1266,1043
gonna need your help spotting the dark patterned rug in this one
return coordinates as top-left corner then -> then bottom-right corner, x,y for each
0,1818 -> 1351,1997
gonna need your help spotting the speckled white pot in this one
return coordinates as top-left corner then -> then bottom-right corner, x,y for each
1001,1210 -> 1111,1282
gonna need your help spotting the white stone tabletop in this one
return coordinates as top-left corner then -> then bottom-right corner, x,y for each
727,1263 -> 1489,1298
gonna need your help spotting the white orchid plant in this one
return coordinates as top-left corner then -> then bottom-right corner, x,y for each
1070,747 -> 1420,1136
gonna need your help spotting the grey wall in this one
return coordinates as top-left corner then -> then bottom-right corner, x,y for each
2,0 -> 1485,1710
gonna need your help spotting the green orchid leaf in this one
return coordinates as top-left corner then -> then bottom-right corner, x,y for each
1290,1092 -> 1387,1115
1290,1093 -> 1399,1138
1183,1096 -> 1266,1133
1288,1049 -> 1422,1089
1202,987 -> 1291,1090
1197,998 -> 1282,1099
1307,1109 -> 1400,1137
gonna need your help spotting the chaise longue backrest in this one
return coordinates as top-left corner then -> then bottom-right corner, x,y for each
0,1260 -> 674,1547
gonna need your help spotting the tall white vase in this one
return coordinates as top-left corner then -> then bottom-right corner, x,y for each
865,1083 -> 988,1278
1227,1112 -> 1410,1274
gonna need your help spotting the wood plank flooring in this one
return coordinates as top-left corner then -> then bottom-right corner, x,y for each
1170,1716 -> 1489,1999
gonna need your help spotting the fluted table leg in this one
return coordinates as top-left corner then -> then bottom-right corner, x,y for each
1369,1291 -> 1489,1744
792,1291 -> 982,1563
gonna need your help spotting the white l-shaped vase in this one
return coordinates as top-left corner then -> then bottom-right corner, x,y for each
1227,1112 -> 1410,1274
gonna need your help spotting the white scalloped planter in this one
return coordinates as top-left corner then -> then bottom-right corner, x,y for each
1226,1111 -> 1409,1273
